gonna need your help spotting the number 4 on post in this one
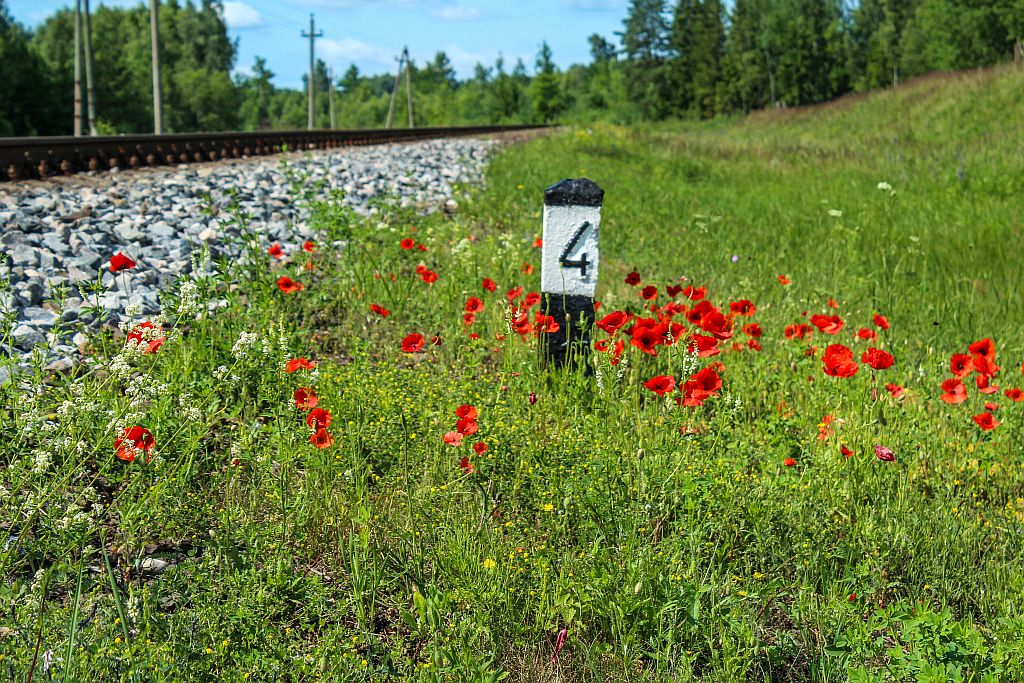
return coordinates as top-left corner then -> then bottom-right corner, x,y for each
559,221 -> 591,276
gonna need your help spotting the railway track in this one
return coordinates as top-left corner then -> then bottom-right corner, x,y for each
0,124 -> 547,183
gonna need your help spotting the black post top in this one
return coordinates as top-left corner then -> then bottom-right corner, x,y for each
544,178 -> 604,207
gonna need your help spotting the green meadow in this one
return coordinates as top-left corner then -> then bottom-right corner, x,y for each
2,66 -> 1024,682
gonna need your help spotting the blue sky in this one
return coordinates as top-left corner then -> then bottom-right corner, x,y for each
8,0 -> 631,88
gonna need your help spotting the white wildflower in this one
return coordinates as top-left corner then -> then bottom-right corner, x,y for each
876,181 -> 892,192
177,280 -> 201,317
32,450 -> 51,474
827,209 -> 843,218
124,302 -> 142,318
231,332 -> 259,359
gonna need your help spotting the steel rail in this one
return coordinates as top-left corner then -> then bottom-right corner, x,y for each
0,124 -> 548,182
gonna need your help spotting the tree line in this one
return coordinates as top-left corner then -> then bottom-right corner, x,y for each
2,0 -> 1023,136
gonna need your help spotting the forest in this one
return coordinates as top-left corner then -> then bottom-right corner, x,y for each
2,0 -> 1024,136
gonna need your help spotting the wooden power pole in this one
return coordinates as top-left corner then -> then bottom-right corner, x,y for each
83,0 -> 98,135
301,14 -> 323,130
150,0 -> 163,134
73,0 -> 82,136
404,47 -> 414,128
386,50 -> 406,129
328,67 -> 336,129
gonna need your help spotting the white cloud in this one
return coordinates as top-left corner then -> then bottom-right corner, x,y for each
560,0 -> 626,10
320,37 -> 395,68
431,5 -> 482,21
223,1 -> 264,29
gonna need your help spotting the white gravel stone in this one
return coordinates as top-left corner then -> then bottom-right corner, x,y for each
0,136 -> 498,376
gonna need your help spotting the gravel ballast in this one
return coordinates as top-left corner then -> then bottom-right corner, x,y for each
0,137 -> 497,376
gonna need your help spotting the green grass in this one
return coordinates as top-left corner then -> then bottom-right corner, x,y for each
3,66 -> 1024,682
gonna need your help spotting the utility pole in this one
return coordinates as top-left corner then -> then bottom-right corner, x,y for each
385,50 -> 405,129
83,0 -> 98,135
327,67 -> 336,129
73,0 -> 82,136
403,47 -> 414,128
301,14 -> 322,130
150,0 -> 163,134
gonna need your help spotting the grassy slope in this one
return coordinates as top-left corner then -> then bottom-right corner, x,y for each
3,67 -> 1024,682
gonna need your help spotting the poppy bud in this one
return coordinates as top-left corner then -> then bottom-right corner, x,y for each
528,392 -> 537,405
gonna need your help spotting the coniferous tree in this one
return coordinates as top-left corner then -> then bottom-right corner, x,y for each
619,0 -> 671,118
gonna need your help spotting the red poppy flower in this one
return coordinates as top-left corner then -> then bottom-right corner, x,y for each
521,263 -> 534,275
268,243 -> 284,259
456,418 -> 479,436
276,276 -> 304,293
465,297 -> 484,314
827,298 -> 839,309
307,408 -> 332,430
939,378 -> 967,404
641,285 -> 658,300
862,347 -> 895,370
115,426 -> 155,462
972,412 -> 999,431
968,338 -> 995,361
698,309 -> 733,340
810,314 -> 844,335
873,313 -> 889,330
950,354 -> 973,377
459,456 -> 474,474
985,401 -> 999,411
369,303 -> 391,317
523,291 -> 541,308
874,445 -> 895,461
285,357 -> 316,372
624,271 -> 641,286
310,428 -> 334,449
785,323 -> 813,341
126,322 -> 165,354
885,383 -> 904,398
415,264 -> 428,274
777,274 -> 791,285
783,457 -> 797,467
482,278 -> 497,292
421,270 -> 438,284
597,311 -> 631,335
729,300 -> 756,316
665,285 -> 682,298
302,241 -> 316,253
643,375 -> 676,396
681,285 -> 707,301
443,431 -> 464,446
109,252 -> 137,273
688,334 -> 720,358
402,333 -> 425,353
400,238 -> 415,250
748,339 -> 762,351
473,441 -> 487,455
609,338 -> 625,365
742,323 -> 762,338
304,261 -> 316,272
630,327 -> 662,355
532,237 -> 543,248
840,444 -> 853,458
1005,387 -> 1024,402
856,328 -> 877,341
506,286 -> 523,301
681,366 -> 722,406
463,313 -> 476,325
534,314 -> 560,334
976,374 -> 999,395
972,355 -> 999,377
431,335 -> 443,346
823,344 -> 859,377
417,243 -> 427,251
456,404 -> 478,420
294,387 -> 318,411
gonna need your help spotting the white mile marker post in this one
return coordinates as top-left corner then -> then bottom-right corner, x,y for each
541,178 -> 604,366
